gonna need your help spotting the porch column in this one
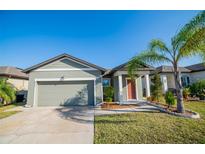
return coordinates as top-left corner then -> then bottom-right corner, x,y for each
145,74 -> 151,97
118,75 -> 123,102
161,75 -> 168,93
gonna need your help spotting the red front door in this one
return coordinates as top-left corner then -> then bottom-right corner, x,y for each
127,79 -> 136,100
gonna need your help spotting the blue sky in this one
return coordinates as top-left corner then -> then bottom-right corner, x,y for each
0,10 -> 202,69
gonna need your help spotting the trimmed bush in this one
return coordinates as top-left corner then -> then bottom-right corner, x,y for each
165,91 -> 176,108
150,73 -> 163,102
104,86 -> 114,102
190,79 -> 205,100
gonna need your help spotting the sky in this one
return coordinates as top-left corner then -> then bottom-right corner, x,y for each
0,10 -> 202,69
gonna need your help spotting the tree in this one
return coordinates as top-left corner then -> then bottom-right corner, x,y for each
127,11 -> 205,113
0,78 -> 16,105
151,73 -> 162,102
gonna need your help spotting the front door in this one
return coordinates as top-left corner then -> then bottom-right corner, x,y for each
127,79 -> 136,100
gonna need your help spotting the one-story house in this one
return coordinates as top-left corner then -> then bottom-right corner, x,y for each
23,53 -> 205,107
156,63 -> 205,93
0,66 -> 29,101
23,53 -> 106,107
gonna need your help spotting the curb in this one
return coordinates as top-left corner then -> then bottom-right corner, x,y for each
146,102 -> 200,119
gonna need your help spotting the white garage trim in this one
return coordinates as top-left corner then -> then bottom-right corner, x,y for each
33,77 -> 96,107
34,68 -> 97,72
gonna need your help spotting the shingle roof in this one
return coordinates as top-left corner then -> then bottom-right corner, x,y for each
104,61 -> 155,76
156,66 -> 191,73
186,63 -> 205,72
0,66 -> 28,79
23,53 -> 106,73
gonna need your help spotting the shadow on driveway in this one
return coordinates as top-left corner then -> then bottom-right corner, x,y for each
55,106 -> 94,124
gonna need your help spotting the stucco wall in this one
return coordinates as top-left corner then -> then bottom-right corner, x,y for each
7,78 -> 28,91
190,71 -> 205,83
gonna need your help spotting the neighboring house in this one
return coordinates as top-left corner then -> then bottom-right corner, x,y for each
0,66 -> 29,101
23,53 -> 106,107
156,63 -> 205,93
103,62 -> 155,103
186,63 -> 205,83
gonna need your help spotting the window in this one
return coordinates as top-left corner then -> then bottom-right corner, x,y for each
181,75 -> 190,87
103,78 -> 111,87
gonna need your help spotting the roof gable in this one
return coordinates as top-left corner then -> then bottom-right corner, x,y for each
23,53 -> 106,73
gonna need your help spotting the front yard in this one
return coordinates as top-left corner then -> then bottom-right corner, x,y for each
0,103 -> 23,119
94,101 -> 205,144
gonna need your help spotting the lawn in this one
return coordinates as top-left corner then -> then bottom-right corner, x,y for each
0,103 -> 23,119
94,101 -> 205,144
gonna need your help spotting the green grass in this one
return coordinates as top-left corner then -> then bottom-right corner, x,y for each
94,101 -> 205,144
0,102 -> 23,119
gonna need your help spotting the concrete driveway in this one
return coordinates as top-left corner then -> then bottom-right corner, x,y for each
0,106 -> 94,144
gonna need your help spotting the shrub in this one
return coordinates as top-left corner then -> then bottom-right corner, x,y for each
0,78 -> 16,105
190,79 -> 205,100
165,91 -> 176,108
150,73 -> 162,102
183,87 -> 190,100
103,86 -> 114,102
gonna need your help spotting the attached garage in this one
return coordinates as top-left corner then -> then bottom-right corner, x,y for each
24,53 -> 106,107
37,80 -> 94,106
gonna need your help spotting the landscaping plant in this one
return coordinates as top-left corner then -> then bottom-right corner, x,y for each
165,91 -> 176,108
128,11 -> 205,113
150,73 -> 163,102
103,86 -> 114,102
0,78 -> 16,105
190,79 -> 205,100
183,87 -> 190,100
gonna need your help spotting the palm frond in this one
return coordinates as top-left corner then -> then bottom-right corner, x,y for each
177,28 -> 205,61
149,39 -> 174,60
172,11 -> 205,50
127,50 -> 172,78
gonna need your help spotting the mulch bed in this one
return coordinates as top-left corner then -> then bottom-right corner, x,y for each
101,102 -> 138,110
148,101 -> 199,118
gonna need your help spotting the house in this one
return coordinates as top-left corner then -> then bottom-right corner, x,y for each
186,63 -> 205,83
157,63 -> 205,93
0,66 -> 29,101
103,61 -> 155,103
23,53 -> 106,107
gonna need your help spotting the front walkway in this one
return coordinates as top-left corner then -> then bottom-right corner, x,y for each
95,102 -> 160,116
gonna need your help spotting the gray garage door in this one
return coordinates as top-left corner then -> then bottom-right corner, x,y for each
37,80 -> 94,106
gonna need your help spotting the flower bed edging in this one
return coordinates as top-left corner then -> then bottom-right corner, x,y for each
146,101 -> 200,119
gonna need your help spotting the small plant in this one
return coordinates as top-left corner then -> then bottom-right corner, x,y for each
190,79 -> 205,100
165,91 -> 176,108
103,86 -> 114,102
150,73 -> 162,102
183,87 -> 190,100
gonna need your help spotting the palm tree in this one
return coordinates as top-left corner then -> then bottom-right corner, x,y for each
127,11 -> 205,113
0,78 -> 16,105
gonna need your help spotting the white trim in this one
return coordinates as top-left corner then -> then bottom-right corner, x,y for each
118,75 -> 123,102
33,77 -> 96,106
35,68 -> 97,72
135,78 -> 139,100
100,76 -> 104,103
145,74 -> 151,97
125,78 -> 138,101
35,77 -> 96,82
94,80 -> 97,105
